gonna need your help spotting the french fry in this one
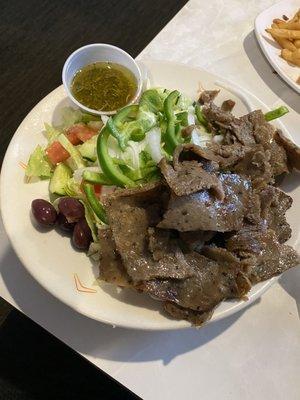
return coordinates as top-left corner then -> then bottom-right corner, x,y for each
291,58 -> 300,67
283,40 -> 294,51
279,39 -> 296,51
267,28 -> 297,51
281,49 -> 300,66
276,22 -> 300,30
292,48 -> 300,59
267,10 -> 300,67
294,39 -> 300,48
290,9 -> 300,23
266,28 -> 300,40
281,48 -> 293,62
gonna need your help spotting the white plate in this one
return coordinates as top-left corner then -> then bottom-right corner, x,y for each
255,0 -> 300,94
1,60 -> 299,330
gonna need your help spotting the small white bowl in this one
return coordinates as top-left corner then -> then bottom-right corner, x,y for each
62,43 -> 143,115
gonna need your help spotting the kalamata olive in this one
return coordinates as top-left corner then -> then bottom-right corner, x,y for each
58,197 -> 84,223
72,218 -> 92,250
31,199 -> 57,227
57,213 -> 75,232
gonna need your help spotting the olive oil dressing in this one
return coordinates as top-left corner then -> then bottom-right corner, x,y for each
71,62 -> 137,112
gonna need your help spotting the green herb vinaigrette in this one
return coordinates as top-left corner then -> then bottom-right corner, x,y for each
71,62 -> 137,112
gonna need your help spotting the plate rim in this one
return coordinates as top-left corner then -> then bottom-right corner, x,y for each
0,59 -> 282,330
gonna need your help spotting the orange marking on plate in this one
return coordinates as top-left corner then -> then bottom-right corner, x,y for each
74,273 -> 97,293
19,161 -> 27,169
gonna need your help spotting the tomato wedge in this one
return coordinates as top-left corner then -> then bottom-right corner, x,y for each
66,130 -> 82,145
93,184 -> 102,197
81,181 -> 102,198
46,123 -> 98,165
46,141 -> 70,165
67,123 -> 97,143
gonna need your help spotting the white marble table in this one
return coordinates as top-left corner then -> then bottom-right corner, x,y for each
1,0 -> 300,398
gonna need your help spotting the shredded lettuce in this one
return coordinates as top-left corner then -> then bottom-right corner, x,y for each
78,135 -> 98,161
64,178 -> 82,198
139,88 -> 165,114
87,120 -> 103,131
59,107 -> 100,129
81,200 -> 99,242
87,241 -> 101,261
58,134 -> 86,170
108,136 -> 143,170
25,145 -> 52,178
44,123 -> 61,144
177,93 -> 193,111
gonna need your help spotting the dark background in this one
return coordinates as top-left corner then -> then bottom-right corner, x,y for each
0,0 -> 187,399
0,0 -> 187,166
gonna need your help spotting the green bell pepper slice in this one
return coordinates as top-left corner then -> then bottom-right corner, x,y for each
176,111 -> 189,127
97,128 -> 135,188
139,89 -> 166,113
82,170 -> 114,186
83,183 -> 107,224
106,118 -> 127,151
114,104 -> 139,125
264,106 -> 289,122
195,104 -> 208,129
163,90 -> 180,154
106,105 -> 140,150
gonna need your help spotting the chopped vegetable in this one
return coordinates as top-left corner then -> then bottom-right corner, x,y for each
195,104 -> 208,129
67,123 -> 98,143
139,89 -> 165,113
66,130 -> 82,145
46,141 -> 70,165
49,163 -> 72,195
60,107 -> 101,129
78,135 -> 98,161
81,200 -> 99,242
177,93 -> 193,111
58,134 -> 86,170
264,106 -> 289,121
107,118 -> 127,151
87,120 -> 103,131
114,104 -> 139,126
106,105 -> 146,150
64,178 -> 83,198
44,123 -> 61,144
87,241 -> 101,261
97,128 -> 135,187
82,170 -> 113,185
146,127 -> 163,163
83,183 -> 107,224
176,111 -> 189,127
190,127 -> 213,148
26,145 -> 53,178
93,184 -> 102,196
164,90 -> 181,154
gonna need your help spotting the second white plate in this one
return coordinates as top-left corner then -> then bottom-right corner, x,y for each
255,0 -> 300,94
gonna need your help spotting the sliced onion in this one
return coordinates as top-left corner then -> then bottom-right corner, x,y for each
146,127 -> 163,163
